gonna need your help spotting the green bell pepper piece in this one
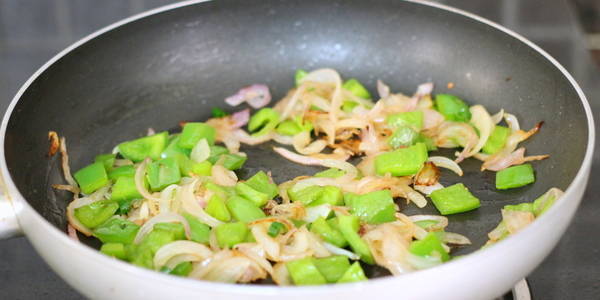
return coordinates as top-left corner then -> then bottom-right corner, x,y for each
314,255 -> 351,283
415,134 -> 438,151
130,226 -> 180,269
236,182 -> 269,207
295,69 -> 308,86
221,153 -> 247,170
288,185 -> 324,206
95,153 -> 116,172
387,111 -> 424,130
100,243 -> 127,259
74,162 -> 109,194
215,222 -> 249,248
205,194 -> 231,222
310,186 -> 344,207
207,145 -> 229,164
178,122 -> 216,148
532,189 -> 561,217
435,94 -> 471,122
346,190 -> 396,224
375,143 -> 428,176
108,165 -> 136,181
93,217 -> 140,244
154,222 -> 186,241
503,202 -> 534,213
111,176 -> 141,204
146,157 -> 181,192
430,183 -> 481,215
314,168 -> 345,178
337,215 -> 374,264
183,213 -> 211,244
118,131 -> 169,162
191,160 -> 212,176
226,196 -> 266,222
161,136 -> 191,159
74,200 -> 119,229
342,100 -> 359,113
482,125 -> 511,154
388,126 -> 419,149
337,262 -> 367,283
248,108 -> 280,136
170,261 -> 193,276
286,258 -> 327,285
496,164 -> 535,190
414,220 -> 440,229
245,171 -> 279,200
276,119 -> 302,136
310,217 -> 347,248
409,232 -> 450,262
342,78 -> 371,99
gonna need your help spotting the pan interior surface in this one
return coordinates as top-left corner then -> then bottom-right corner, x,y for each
4,0 -> 588,278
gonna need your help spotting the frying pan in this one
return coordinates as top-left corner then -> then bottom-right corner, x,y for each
0,0 -> 594,299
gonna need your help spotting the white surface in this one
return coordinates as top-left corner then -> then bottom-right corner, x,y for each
0,0 -> 595,299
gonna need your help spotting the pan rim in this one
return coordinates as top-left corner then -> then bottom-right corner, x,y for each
0,0 -> 595,296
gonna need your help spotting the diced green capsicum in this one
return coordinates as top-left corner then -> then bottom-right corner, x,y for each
146,157 -> 181,192
248,108 -> 280,136
430,183 -> 481,215
130,226 -> 181,269
337,262 -> 367,283
118,131 -> 169,162
337,215 -> 374,264
108,165 -> 136,181
310,217 -> 347,248
387,111 -> 424,130
295,69 -> 308,86
211,107 -> 229,118
495,164 -> 535,190
346,190 -> 396,224
288,185 -> 323,206
343,78 -> 371,99
375,142 -> 428,176
342,100 -> 359,113
236,182 -> 270,207
388,126 -> 419,149
435,94 -> 471,122
503,202 -> 534,213
226,196 -> 266,222
207,145 -> 229,164
191,160 -> 213,176
100,243 -> 127,259
313,255 -> 351,283
178,123 -> 216,149
409,232 -> 450,262
286,258 -> 327,285
215,222 -> 249,248
245,171 -> 279,200
310,186 -> 344,207
111,176 -> 142,207
204,194 -> 231,222
183,213 -> 211,244
93,217 -> 140,244
161,136 -> 191,159
74,162 -> 109,194
95,153 -> 116,172
482,125 -> 511,154
169,262 -> 193,276
221,154 -> 247,170
314,168 -> 345,178
74,200 -> 119,229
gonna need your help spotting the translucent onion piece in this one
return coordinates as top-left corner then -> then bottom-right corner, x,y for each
135,159 -> 163,205
363,222 -> 414,275
442,232 -> 472,245
133,212 -> 191,244
231,109 -> 250,128
414,162 -> 440,186
306,229 -> 331,258
67,224 -> 79,242
415,82 -> 434,97
406,252 -> 443,270
504,112 -> 520,131
272,133 -> 294,145
235,243 -> 274,275
502,209 -> 535,234
66,197 -> 94,236
300,68 -> 343,140
303,204 -> 332,223
190,138 -> 210,163
159,184 -> 180,214
211,165 -> 238,187
468,105 -> 494,156
428,156 -> 464,176
422,108 -> 445,130
273,146 -> 323,165
114,159 -> 133,167
233,129 -> 274,145
272,263 -> 292,286
377,79 -> 391,99
153,240 -> 212,270
147,128 -> 156,136
59,137 -> 79,190
189,249 -> 233,279
408,215 -> 448,231
290,177 -> 338,194
323,242 -> 360,260
202,256 -> 255,283
407,189 -> 428,208
482,147 -> 549,171
320,159 -> 358,182
491,108 -> 505,124
280,85 -> 306,120
180,180 -> 224,227
292,131 -> 327,155
225,84 -> 271,109
250,224 -> 281,261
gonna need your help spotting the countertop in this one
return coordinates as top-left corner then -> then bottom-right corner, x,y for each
0,0 -> 598,299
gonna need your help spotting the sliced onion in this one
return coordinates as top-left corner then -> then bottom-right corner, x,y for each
134,159 -> 163,205
211,165 -> 238,187
502,209 -> 535,234
306,229 -> 331,258
482,147 -> 549,171
233,129 -> 273,145
235,243 -> 274,275
504,112 -> 520,131
422,108 -> 445,130
59,137 -> 78,189
231,109 -> 250,128
415,82 -> 434,97
225,84 -> 271,109
67,224 -> 79,242
180,180 -> 224,227
408,215 -> 448,231
377,79 -> 390,99
323,242 -> 360,260
250,224 -> 281,261
133,212 -> 191,244
406,252 -> 442,270
292,131 -> 327,155
273,146 -> 323,165
272,263 -> 292,285
272,133 -> 294,145
303,204 -> 332,223
153,240 -> 212,270
320,159 -> 358,182
158,184 -> 180,214
190,138 -> 210,163
468,105 -> 494,156
147,127 -> 156,136
414,162 -> 440,186
428,156 -> 464,176
487,222 -> 508,242
442,232 -> 471,245
491,109 -> 505,124
414,183 -> 444,196
66,197 -> 94,236
406,189 -> 427,208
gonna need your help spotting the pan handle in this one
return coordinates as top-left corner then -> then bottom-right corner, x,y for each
0,173 -> 22,239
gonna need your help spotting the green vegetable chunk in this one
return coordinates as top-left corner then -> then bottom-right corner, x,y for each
248,108 -> 280,136
346,190 -> 396,224
387,111 -> 424,130
415,134 -> 438,151
178,123 -> 216,149
268,222 -> 287,237
226,196 -> 266,222
532,189 -> 562,217
236,182 -> 270,207
108,165 -> 136,181
503,202 -> 534,213
207,145 -> 229,164
245,171 -> 279,200
205,194 -> 231,222
375,143 -> 428,176
482,125 -> 511,154
430,183 -> 481,215
95,153 -> 116,172
311,186 -> 344,207
342,78 -> 371,99
183,214 -> 211,244
342,100 -> 359,113
409,232 -> 450,262
337,215 -> 374,264
221,154 -> 247,170
295,69 -> 308,86
288,185 -> 323,206
154,222 -> 186,241
314,256 -> 351,283
146,157 -> 181,192
211,107 -> 229,118
215,222 -> 249,248
111,176 -> 141,204
161,136 -> 191,160
337,262 -> 367,283
170,262 -> 193,276
130,226 -> 181,269
435,94 -> 471,122
191,160 -> 212,176
74,200 -> 119,229
118,131 -> 168,162
388,126 -> 419,149
286,258 -> 327,285
100,243 -> 127,259
310,217 -> 347,248
495,164 -> 535,190
314,168 -> 345,178
74,162 -> 109,194
93,218 -> 140,244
